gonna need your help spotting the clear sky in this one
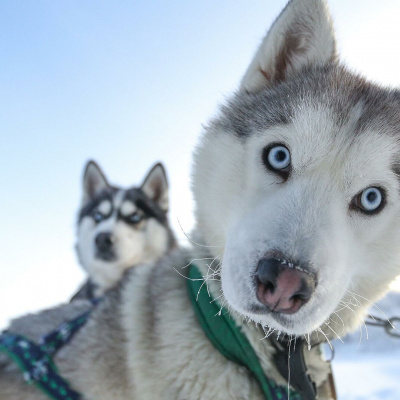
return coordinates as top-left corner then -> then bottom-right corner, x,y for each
1,0 -> 400,328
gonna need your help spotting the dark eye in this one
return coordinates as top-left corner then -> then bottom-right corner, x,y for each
93,210 -> 106,223
352,187 -> 385,214
262,144 -> 291,179
127,212 -> 142,224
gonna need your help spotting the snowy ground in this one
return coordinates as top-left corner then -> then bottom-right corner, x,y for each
333,292 -> 400,399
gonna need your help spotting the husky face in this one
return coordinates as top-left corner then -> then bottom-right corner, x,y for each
193,0 -> 400,336
76,161 -> 175,292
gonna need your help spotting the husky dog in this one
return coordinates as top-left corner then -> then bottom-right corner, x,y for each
2,0 -> 400,399
72,161 -> 176,300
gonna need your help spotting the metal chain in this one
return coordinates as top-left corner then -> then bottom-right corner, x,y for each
365,315 -> 400,338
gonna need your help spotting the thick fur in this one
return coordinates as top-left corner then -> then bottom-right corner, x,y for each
73,161 -> 176,299
2,0 -> 400,399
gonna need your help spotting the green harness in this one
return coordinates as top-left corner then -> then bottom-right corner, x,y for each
187,264 -> 303,400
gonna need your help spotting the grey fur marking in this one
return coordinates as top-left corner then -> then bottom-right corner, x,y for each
217,65 -> 400,139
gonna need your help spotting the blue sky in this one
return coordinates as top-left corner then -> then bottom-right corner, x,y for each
1,0 -> 400,327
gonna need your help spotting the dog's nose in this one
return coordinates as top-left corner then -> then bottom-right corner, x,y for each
255,257 -> 316,314
95,232 -> 114,251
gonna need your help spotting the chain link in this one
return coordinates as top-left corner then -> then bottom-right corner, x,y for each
365,315 -> 400,338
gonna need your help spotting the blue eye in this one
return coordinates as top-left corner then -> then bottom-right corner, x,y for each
127,213 -> 142,224
263,144 -> 291,178
93,211 -> 105,222
352,186 -> 385,214
267,145 -> 290,170
360,187 -> 383,212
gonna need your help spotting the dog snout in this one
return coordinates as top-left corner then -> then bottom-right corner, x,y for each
95,231 -> 115,260
255,257 -> 316,314
96,231 -> 113,250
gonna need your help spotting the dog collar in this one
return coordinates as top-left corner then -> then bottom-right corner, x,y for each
187,264 -> 303,400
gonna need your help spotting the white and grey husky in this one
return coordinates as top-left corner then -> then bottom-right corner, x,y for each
72,160 -> 176,300
1,0 -> 400,399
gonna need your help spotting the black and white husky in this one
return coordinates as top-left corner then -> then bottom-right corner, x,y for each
72,161 -> 176,299
2,0 -> 400,399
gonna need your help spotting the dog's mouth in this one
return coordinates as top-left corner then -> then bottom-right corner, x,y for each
248,302 -> 296,327
95,250 -> 116,262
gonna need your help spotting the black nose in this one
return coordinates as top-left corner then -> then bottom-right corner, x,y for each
255,257 -> 316,314
95,232 -> 114,252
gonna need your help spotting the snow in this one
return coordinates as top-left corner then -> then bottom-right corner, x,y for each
333,292 -> 400,399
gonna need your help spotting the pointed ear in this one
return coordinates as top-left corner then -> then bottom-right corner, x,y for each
82,161 -> 109,204
141,163 -> 169,212
240,0 -> 336,92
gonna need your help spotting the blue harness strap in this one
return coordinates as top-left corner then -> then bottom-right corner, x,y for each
0,310 -> 91,400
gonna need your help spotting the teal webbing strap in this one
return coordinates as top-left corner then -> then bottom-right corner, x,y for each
187,264 -> 302,400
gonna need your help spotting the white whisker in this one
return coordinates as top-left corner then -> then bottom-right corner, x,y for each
180,257 -> 220,269
210,293 -> 224,304
348,291 -> 396,330
340,301 -> 368,344
317,328 -> 333,351
287,336 -> 292,400
176,217 -> 223,249
306,333 -> 311,350
324,321 -> 344,343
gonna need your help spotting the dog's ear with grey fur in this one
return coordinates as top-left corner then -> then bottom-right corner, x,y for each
240,0 -> 336,92
141,163 -> 169,212
82,161 -> 110,204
